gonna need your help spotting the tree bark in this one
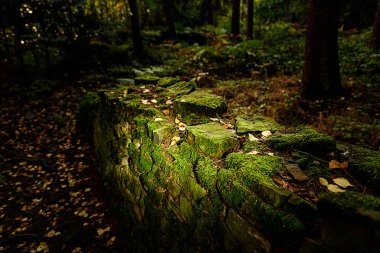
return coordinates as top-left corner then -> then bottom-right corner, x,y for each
372,0 -> 380,49
128,0 -> 145,61
231,0 -> 240,36
302,0 -> 341,99
163,0 -> 176,40
247,0 -> 254,39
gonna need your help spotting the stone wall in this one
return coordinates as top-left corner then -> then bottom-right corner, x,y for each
80,76 -> 380,253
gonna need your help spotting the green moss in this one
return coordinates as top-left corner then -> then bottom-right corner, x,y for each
248,199 -> 304,246
186,122 -> 239,158
158,77 -> 181,87
344,145 -> 380,193
196,157 -> 218,190
134,75 -> 161,85
167,81 -> 196,96
318,192 -> 380,219
235,116 -> 283,134
224,153 -> 283,188
181,113 -> 210,126
174,91 -> 227,117
78,92 -> 101,139
268,127 -> 336,153
242,140 -> 267,153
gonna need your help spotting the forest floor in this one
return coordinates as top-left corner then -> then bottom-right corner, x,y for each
0,84 -> 128,252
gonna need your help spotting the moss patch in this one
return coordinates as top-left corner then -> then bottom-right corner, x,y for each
175,91 -> 227,117
186,122 -> 239,158
235,116 -> 283,134
134,75 -> 161,85
167,81 -> 196,96
267,127 -> 336,153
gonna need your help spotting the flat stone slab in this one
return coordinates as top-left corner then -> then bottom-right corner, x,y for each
175,91 -> 227,117
167,81 -> 196,96
267,127 -> 336,153
134,75 -> 161,85
186,122 -> 238,158
157,77 -> 181,87
285,164 -> 309,182
235,116 -> 283,134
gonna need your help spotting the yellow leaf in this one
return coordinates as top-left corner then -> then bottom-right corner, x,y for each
327,184 -> 346,193
319,177 -> 329,186
332,177 -> 353,189
261,130 -> 272,138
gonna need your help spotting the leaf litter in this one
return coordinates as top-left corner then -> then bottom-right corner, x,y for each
0,85 -> 127,252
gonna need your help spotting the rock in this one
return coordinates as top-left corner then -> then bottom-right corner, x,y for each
337,142 -> 380,194
187,122 -> 239,158
224,209 -> 271,253
235,116 -> 282,134
134,75 -> 161,85
267,127 -> 336,153
167,81 -> 196,96
174,91 -> 227,117
157,77 -> 180,87
286,164 -> 309,182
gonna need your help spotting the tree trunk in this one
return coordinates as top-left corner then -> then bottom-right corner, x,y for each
128,0 -> 145,61
302,0 -> 341,99
372,0 -> 380,49
163,0 -> 176,40
247,0 -> 254,39
231,0 -> 240,36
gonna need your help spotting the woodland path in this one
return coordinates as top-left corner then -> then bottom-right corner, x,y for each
0,84 -> 127,252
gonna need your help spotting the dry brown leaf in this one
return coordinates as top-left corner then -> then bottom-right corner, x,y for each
332,177 -> 353,189
329,160 -> 341,170
162,109 -> 170,115
340,161 -> 349,169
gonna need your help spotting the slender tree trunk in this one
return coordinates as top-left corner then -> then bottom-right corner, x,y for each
206,0 -> 214,25
231,0 -> 240,36
302,0 -> 341,99
163,0 -> 176,40
128,0 -> 145,61
247,0 -> 254,39
372,0 -> 380,49
13,1 -> 24,70
284,0 -> 291,22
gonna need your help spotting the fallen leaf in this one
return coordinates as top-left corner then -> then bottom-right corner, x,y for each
141,99 -> 150,105
267,152 -> 274,156
150,99 -> 158,104
247,150 -> 259,155
143,88 -> 150,93
261,130 -> 272,138
178,122 -> 186,131
170,136 -> 181,146
329,160 -> 341,170
340,161 -> 349,169
175,118 -> 180,124
319,177 -> 329,186
327,184 -> 346,193
162,109 -> 170,115
165,100 -> 173,105
333,177 -> 353,188
248,133 -> 259,141
209,118 -> 219,122
154,118 -> 163,122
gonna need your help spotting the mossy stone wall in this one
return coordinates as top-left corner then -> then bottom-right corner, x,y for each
81,75 -> 380,253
